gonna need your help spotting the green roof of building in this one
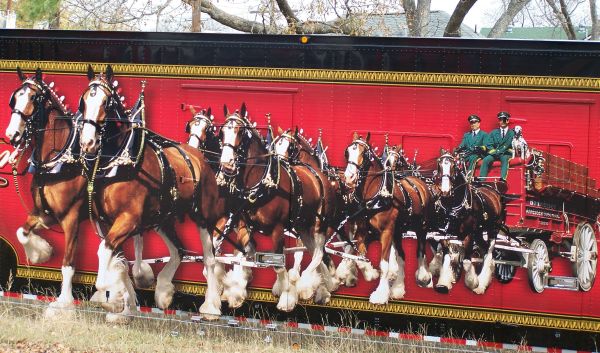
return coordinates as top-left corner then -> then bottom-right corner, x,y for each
479,26 -> 590,40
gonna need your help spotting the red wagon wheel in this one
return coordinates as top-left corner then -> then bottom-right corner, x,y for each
573,222 -> 598,292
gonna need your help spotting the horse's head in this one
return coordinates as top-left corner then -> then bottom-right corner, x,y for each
78,64 -> 125,154
6,67 -> 48,146
273,127 -> 296,159
218,103 -> 253,175
383,145 -> 405,171
185,106 -> 215,149
344,132 -> 374,188
437,150 -> 458,197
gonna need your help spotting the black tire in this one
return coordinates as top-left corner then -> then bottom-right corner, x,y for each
0,238 -> 17,290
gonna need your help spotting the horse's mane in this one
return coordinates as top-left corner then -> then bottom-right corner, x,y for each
40,79 -> 71,117
355,137 -> 384,170
295,131 -> 315,155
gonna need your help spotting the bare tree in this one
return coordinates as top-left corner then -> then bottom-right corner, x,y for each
545,0 -> 577,38
445,0 -> 478,37
590,0 -> 599,39
402,0 -> 432,37
487,0 -> 533,38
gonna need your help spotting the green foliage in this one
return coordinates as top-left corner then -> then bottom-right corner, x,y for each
16,0 -> 61,28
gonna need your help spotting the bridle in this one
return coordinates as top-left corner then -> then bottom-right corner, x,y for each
384,148 -> 403,171
77,77 -> 125,133
218,113 -> 252,177
345,139 -> 374,172
185,112 -> 215,148
272,131 -> 299,160
8,79 -> 47,146
437,153 -> 456,181
9,79 -> 45,121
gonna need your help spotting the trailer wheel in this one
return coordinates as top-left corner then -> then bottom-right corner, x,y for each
527,239 -> 549,293
573,222 -> 598,292
493,249 -> 517,284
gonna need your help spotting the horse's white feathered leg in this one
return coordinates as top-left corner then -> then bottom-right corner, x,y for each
132,234 -> 154,289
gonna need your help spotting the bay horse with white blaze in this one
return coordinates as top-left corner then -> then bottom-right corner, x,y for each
343,133 -> 434,304
272,127 -> 340,299
217,104 -> 335,310
78,65 -> 227,321
4,67 -> 91,318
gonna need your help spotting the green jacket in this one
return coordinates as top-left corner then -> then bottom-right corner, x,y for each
458,130 -> 487,156
484,128 -> 515,156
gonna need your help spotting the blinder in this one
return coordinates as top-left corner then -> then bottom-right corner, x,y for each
78,95 -> 85,113
8,91 -> 16,109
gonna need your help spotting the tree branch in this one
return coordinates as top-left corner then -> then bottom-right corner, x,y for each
444,0 -> 478,37
487,0 -> 532,38
591,0 -> 599,40
274,0 -> 299,30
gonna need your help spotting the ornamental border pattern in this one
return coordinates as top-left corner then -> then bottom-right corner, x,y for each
16,266 -> 600,333
0,60 -> 599,92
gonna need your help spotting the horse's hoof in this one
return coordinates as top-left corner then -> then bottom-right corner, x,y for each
199,302 -> 221,320
369,290 -> 389,305
390,286 -> 406,300
89,291 -> 106,305
155,282 -> 175,309
225,286 -> 247,309
434,285 -> 450,294
416,277 -> 432,288
314,286 -> 331,305
106,313 -> 132,324
133,262 -> 155,289
102,301 -> 125,313
276,291 -> 298,312
44,302 -> 75,320
473,286 -> 487,295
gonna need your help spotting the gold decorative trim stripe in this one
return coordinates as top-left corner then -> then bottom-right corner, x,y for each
1,59 -> 599,92
17,266 -> 600,332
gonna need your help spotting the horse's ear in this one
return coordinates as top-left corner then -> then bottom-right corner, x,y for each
223,104 -> 228,117
87,65 -> 95,80
105,65 -> 114,82
35,68 -> 42,81
352,131 -> 359,141
277,126 -> 283,134
366,132 -> 371,142
207,107 -> 211,118
294,126 -> 299,136
16,66 -> 26,81
240,102 -> 247,118
440,147 -> 446,155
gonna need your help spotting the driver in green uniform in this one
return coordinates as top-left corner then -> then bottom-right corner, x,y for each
479,111 -> 515,181
455,114 -> 487,174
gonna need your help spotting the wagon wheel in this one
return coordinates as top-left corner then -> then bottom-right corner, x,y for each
493,249 -> 518,284
527,239 -> 550,293
573,223 -> 598,292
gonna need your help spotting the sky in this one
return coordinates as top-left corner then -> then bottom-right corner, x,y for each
431,0 -> 496,30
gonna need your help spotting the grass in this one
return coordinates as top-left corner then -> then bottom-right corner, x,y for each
0,296 -> 510,353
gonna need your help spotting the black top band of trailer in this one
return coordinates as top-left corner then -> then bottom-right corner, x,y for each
1,29 -> 600,78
